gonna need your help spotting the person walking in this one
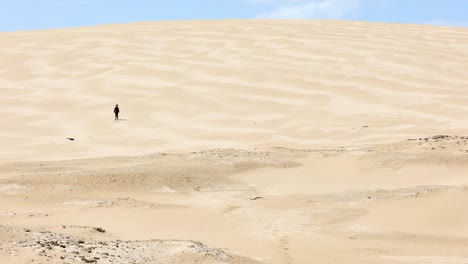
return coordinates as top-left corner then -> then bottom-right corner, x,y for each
114,104 -> 120,120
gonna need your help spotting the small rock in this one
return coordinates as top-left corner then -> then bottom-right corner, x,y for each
94,227 -> 106,233
433,135 -> 450,140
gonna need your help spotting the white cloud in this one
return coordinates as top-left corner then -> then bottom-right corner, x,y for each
250,0 -> 364,19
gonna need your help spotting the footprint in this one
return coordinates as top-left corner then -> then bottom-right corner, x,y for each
278,236 -> 293,264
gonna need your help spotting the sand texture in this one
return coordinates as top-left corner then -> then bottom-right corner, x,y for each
1,20 -> 468,263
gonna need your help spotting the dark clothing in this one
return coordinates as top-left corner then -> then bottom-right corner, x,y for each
114,106 -> 120,120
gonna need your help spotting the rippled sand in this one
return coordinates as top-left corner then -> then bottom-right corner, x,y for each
1,20 -> 468,264
1,20 -> 467,161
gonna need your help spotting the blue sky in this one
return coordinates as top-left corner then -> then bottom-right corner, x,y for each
1,0 -> 467,32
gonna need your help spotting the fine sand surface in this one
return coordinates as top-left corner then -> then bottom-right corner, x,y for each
1,20 -> 468,263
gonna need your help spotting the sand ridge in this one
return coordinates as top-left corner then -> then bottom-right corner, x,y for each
1,20 -> 468,161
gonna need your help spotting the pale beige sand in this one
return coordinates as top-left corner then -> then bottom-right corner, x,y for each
1,20 -> 468,161
1,20 -> 468,264
0,138 -> 467,263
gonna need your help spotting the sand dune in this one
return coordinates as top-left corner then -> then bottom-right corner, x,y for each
1,20 -> 468,263
1,20 -> 468,161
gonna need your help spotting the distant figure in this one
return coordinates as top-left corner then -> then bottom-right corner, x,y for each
114,104 -> 120,120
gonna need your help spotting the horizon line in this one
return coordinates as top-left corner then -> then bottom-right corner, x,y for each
2,18 -> 468,34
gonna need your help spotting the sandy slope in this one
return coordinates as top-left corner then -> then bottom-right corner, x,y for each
1,20 -> 468,161
1,20 -> 468,264
0,137 -> 467,263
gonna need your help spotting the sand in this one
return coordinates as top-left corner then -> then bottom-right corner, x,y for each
0,20 -> 468,263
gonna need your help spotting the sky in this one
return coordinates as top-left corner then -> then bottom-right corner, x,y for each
0,0 -> 467,32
